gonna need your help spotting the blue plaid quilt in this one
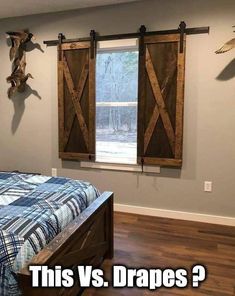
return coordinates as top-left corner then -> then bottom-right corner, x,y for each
0,172 -> 100,296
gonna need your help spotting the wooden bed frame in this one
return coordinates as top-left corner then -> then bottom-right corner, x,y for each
17,191 -> 114,296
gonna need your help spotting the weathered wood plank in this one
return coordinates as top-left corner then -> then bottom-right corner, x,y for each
105,192 -> 114,259
144,34 -> 180,44
58,51 -> 65,154
62,42 -> 90,50
88,47 -> 96,155
58,242 -> 108,267
137,40 -> 146,163
59,152 -> 95,161
175,36 -> 186,159
138,156 -> 182,167
144,107 -> 160,153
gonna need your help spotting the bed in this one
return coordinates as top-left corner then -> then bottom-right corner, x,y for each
0,172 -> 113,296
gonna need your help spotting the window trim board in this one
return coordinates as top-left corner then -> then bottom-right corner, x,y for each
80,161 -> 160,174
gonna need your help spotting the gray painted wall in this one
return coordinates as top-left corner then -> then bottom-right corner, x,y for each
0,0 -> 235,217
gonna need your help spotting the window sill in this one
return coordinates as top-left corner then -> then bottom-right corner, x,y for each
80,161 -> 160,174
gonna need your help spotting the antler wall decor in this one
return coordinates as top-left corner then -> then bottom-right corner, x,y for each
215,26 -> 235,54
6,30 -> 35,98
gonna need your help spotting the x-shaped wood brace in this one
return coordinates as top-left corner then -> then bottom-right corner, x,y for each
63,53 -> 89,150
144,48 -> 176,155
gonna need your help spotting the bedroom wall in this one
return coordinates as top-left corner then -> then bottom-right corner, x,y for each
0,0 -> 235,218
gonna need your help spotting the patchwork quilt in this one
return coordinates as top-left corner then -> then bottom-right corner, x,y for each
0,172 -> 99,296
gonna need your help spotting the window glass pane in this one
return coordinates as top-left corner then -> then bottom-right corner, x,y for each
96,48 -> 138,164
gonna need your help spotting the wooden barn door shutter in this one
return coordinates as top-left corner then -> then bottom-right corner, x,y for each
58,41 -> 95,161
138,34 -> 186,167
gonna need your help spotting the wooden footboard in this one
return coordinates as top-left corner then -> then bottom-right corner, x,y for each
18,191 -> 114,296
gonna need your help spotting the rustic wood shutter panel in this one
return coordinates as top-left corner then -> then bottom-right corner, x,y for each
138,34 -> 186,167
58,41 -> 95,161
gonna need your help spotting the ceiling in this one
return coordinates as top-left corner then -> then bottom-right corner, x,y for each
0,0 -> 140,19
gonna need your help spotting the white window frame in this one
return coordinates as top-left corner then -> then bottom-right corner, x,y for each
83,38 -> 160,173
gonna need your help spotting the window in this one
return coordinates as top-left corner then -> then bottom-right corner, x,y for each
96,39 -> 139,164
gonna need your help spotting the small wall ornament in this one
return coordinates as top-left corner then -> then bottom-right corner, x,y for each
6,30 -> 35,98
215,26 -> 235,54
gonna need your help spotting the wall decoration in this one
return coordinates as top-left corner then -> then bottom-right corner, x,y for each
6,30 -> 35,98
215,26 -> 235,54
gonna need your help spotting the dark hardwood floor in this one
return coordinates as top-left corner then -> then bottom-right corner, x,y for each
84,212 -> 235,296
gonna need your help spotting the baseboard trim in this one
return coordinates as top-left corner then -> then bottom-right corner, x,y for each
114,204 -> 235,227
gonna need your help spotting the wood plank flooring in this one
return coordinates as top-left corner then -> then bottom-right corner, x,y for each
84,212 -> 235,296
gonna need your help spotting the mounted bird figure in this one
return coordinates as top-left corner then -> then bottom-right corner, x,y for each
7,72 -> 33,98
6,57 -> 33,97
6,29 -> 35,98
215,26 -> 235,54
6,30 -> 35,61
